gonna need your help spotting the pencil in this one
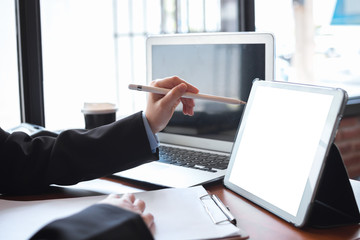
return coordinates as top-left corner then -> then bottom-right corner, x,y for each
128,84 -> 246,105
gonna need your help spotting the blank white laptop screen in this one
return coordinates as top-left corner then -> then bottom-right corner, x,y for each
224,80 -> 347,226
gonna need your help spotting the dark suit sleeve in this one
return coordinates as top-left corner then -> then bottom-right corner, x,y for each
30,204 -> 154,240
0,112 -> 158,194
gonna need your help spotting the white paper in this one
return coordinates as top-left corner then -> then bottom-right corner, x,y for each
0,186 -> 240,240
0,195 -> 103,240
136,186 -> 240,240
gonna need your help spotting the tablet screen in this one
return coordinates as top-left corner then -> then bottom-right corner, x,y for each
225,80 -> 347,226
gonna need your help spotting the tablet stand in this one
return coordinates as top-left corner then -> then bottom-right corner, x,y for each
307,143 -> 360,228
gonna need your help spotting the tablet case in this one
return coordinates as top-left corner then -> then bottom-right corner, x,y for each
306,143 -> 360,228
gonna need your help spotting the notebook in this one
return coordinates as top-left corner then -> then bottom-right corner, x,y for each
224,80 -> 348,227
114,32 -> 275,188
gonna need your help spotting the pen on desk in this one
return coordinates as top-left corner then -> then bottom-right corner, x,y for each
128,84 -> 247,105
211,194 -> 237,226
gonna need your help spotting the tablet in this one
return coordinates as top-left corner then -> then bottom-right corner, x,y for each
224,80 -> 348,227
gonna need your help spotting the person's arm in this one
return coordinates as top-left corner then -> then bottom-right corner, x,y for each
0,76 -> 198,195
30,192 -> 154,240
0,112 -> 157,195
30,204 -> 153,240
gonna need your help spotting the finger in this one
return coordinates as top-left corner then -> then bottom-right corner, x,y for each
181,98 -> 195,115
134,199 -> 146,213
142,213 -> 154,228
123,193 -> 136,203
160,83 -> 188,108
152,76 -> 199,94
151,76 -> 182,89
181,97 -> 195,109
183,104 -> 194,116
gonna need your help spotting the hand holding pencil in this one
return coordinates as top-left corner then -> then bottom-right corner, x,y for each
129,83 -> 246,105
133,76 -> 246,134
142,77 -> 199,133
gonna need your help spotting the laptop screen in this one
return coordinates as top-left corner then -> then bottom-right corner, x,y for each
151,43 -> 265,142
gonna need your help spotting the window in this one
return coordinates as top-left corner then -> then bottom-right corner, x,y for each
255,0 -> 360,114
40,0 -> 238,130
40,0 -> 117,130
0,0 -> 21,130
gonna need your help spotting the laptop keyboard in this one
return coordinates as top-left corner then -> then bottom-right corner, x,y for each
158,145 -> 230,172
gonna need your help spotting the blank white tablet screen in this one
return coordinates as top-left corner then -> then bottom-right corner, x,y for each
228,85 -> 334,216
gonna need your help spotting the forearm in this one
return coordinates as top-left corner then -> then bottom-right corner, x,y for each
46,112 -> 158,186
30,204 -> 154,240
0,112 -> 158,195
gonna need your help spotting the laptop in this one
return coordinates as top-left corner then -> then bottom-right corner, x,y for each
114,32 -> 275,188
224,80 -> 348,227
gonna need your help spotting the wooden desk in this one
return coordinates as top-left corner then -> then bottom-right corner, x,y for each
2,178 -> 359,240
205,181 -> 360,240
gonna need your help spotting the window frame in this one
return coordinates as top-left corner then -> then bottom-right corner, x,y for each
238,0 -> 255,31
15,0 -> 45,126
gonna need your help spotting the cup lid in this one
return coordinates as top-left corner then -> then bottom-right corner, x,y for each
81,102 -> 118,115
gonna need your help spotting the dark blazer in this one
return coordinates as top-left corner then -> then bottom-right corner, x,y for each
30,204 -> 154,240
0,111 -> 158,194
0,111 -> 157,239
